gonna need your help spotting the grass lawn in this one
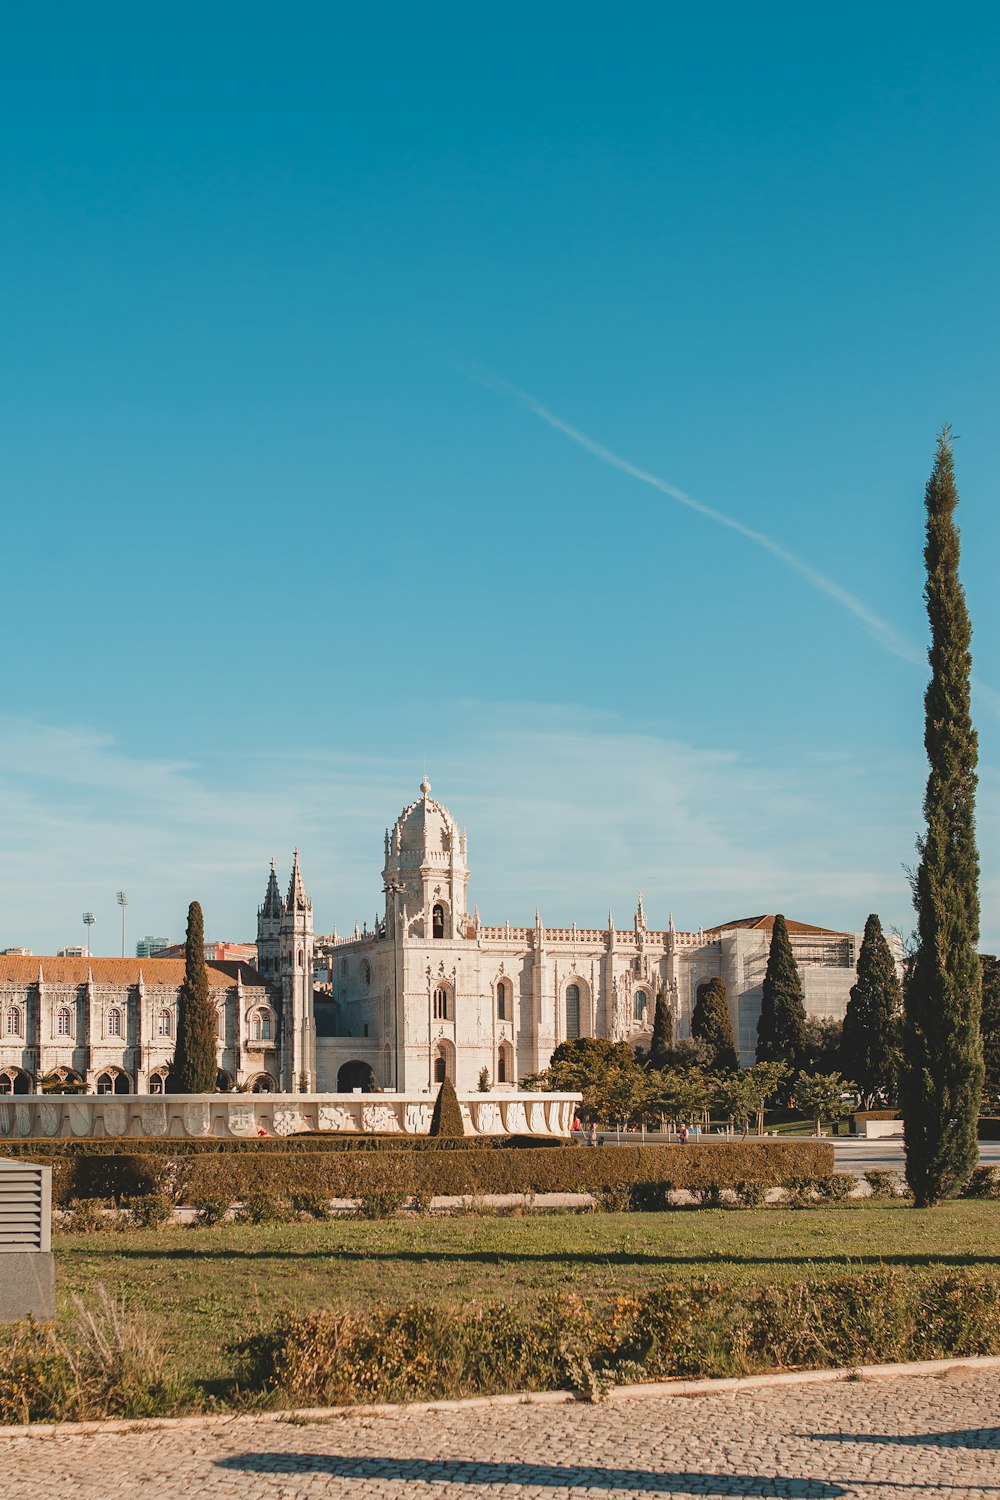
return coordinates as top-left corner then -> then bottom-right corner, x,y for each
51,1200 -> 1000,1397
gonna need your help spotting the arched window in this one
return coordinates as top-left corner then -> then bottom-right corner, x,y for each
565,984 -> 581,1040
107,1008 -> 123,1038
149,1068 -> 170,1095
56,1007 -> 72,1037
250,1072 -> 275,1093
497,1041 -> 514,1084
633,989 -> 648,1022
432,903 -> 445,939
156,1009 -> 171,1037
0,1068 -> 31,1095
433,1040 -> 454,1083
6,1007 -> 23,1037
97,1069 -> 130,1095
251,1008 -> 273,1042
496,979 -> 510,1021
433,985 -> 449,1021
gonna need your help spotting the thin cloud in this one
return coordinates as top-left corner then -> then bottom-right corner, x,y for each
469,368 -> 924,664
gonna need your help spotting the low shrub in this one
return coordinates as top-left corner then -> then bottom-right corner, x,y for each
0,1286 -> 193,1424
191,1193 -> 230,1227
733,1179 -> 767,1208
815,1173 -> 856,1203
125,1193 -> 173,1229
864,1169 -> 900,1199
290,1190 -> 332,1220
61,1199 -> 112,1234
961,1165 -> 1000,1200
235,1190 -> 291,1225
355,1191 -> 408,1219
242,1268 -> 1000,1407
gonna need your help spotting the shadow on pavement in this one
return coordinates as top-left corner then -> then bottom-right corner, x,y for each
215,1453 -> 845,1493
810,1430 -> 1000,1450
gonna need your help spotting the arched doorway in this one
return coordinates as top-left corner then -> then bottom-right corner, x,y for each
432,1040 -> 455,1084
248,1073 -> 276,1094
337,1059 -> 376,1093
497,1041 -> 514,1085
216,1070 -> 233,1092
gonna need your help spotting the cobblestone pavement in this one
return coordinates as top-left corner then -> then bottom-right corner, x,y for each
4,1369 -> 1000,1500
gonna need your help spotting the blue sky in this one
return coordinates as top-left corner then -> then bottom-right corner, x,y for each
2,3 -> 998,953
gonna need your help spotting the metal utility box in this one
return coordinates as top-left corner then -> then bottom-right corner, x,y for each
0,1158 -> 56,1322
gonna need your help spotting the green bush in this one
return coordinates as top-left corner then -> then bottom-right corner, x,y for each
961,1165 -> 1000,1199
864,1169 -> 900,1199
125,1193 -> 173,1229
42,1141 -> 835,1209
429,1079 -> 465,1139
242,1268 -> 1000,1407
236,1190 -> 291,1224
734,1179 -> 767,1207
191,1193 -> 230,1227
290,1190 -> 332,1220
816,1173 -> 856,1203
355,1191 -> 408,1219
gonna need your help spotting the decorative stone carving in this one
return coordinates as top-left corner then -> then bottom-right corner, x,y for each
527,1101 -> 549,1135
318,1103 -> 356,1132
103,1103 -> 128,1137
183,1102 -> 212,1137
404,1102 -> 431,1134
272,1107 -> 310,1137
39,1104 -> 61,1137
362,1103 -> 400,1133
15,1104 -> 33,1137
227,1104 -> 257,1138
0,1103 -> 13,1136
141,1103 -> 168,1137
502,1100 -> 527,1133
69,1103 -> 92,1137
472,1101 -> 503,1135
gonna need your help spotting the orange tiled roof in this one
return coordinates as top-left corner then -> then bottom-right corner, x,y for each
0,956 -> 269,987
706,915 -> 850,937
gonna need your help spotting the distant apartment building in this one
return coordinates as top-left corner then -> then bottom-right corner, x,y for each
56,946 -> 90,958
135,937 -> 172,958
153,940 -> 258,965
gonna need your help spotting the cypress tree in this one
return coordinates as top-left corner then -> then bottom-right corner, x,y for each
691,976 -> 738,1071
901,429 -> 983,1207
650,990 -> 674,1067
428,1076 -> 465,1138
172,901 -> 218,1094
841,914 -> 902,1107
756,914 -> 807,1069
981,955 -> 1000,1106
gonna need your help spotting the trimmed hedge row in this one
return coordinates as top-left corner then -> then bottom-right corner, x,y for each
2,1135 -> 537,1158
39,1141 -> 834,1207
246,1268 -> 1000,1405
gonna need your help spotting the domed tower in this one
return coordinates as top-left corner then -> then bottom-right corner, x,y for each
382,778 -> 470,941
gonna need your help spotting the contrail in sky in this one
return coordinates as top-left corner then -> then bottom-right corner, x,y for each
478,370 -> 923,667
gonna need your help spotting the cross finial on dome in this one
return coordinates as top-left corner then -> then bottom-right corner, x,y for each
420,775 -> 431,795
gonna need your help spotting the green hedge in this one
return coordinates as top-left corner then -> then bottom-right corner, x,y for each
40,1141 -> 834,1207
246,1268 -> 1000,1406
1,1135 -> 541,1159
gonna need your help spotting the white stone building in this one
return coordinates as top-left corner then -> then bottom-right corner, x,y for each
0,854 -> 315,1096
318,780 -> 871,1091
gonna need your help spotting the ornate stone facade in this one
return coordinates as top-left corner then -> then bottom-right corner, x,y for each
0,854 -> 315,1096
318,781 -> 875,1090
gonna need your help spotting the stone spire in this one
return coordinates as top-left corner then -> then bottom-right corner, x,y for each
286,849 -> 308,913
260,858 -> 283,920
635,892 -> 646,932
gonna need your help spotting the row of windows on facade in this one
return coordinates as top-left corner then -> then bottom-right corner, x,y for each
0,1006 -> 278,1042
426,982 -> 652,1032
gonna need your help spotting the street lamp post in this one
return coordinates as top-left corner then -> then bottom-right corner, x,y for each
82,912 -> 95,956
116,892 -> 128,959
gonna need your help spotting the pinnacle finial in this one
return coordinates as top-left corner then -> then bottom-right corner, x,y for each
420,775 -> 431,796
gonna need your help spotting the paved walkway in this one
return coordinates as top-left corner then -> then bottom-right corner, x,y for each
4,1369 -> 999,1499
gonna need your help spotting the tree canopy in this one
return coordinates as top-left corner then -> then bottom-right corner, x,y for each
841,913 -> 902,1107
691,976 -> 738,1071
172,901 -> 218,1094
756,915 -> 807,1070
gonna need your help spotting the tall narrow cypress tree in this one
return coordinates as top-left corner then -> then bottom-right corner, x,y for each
756,914 -> 807,1069
172,901 -> 218,1094
901,430 -> 983,1207
841,914 -> 902,1107
650,990 -> 674,1067
981,955 -> 1000,1105
691,976 -> 738,1071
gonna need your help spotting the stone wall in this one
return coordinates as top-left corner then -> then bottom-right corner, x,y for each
0,1092 -> 580,1141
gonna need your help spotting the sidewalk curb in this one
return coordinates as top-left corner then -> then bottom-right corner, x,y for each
3,1354 -> 1000,1440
